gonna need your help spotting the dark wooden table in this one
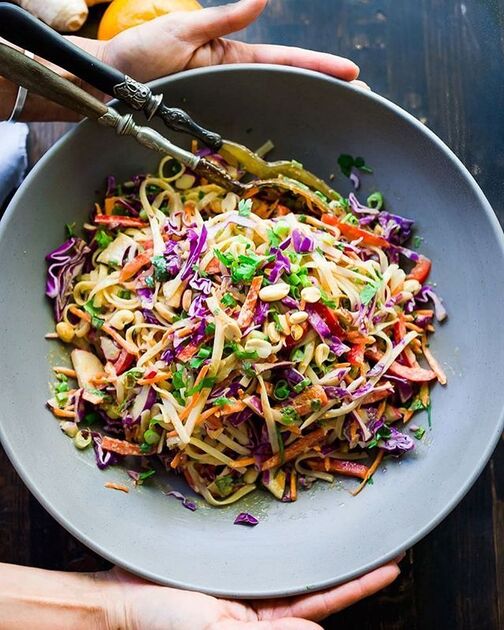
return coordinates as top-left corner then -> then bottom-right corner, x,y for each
1,1 -> 503,628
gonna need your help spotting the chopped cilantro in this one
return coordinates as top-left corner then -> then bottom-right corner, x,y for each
213,248 -> 234,268
144,275 -> 155,288
367,477 -> 374,485
152,255 -> 169,282
215,475 -> 235,497
238,198 -> 252,217
205,322 -> 216,336
124,368 -> 143,385
82,411 -> 100,426
172,368 -> 186,391
414,426 -> 426,440
409,398 -> 426,411
221,293 -> 237,308
367,424 -> 391,449
412,235 -> 424,248
214,396 -> 233,407
320,290 -> 336,308
83,300 -> 105,329
242,361 -> 256,378
359,282 -> 380,306
95,229 -> 113,249
290,348 -> 304,362
139,442 -> 151,453
187,376 -> 217,395
338,154 -> 373,178
118,289 -> 131,299
65,223 -> 76,238
138,469 -> 156,483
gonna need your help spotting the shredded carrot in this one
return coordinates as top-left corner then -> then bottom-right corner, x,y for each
101,436 -> 144,456
405,322 -> 425,333
104,482 -> 129,493
419,382 -> 430,407
69,306 -> 138,355
422,337 -> 447,385
402,409 -> 415,423
229,456 -> 256,469
377,400 -> 387,418
170,450 -> 183,469
195,406 -> 220,427
137,372 -> 171,385
261,428 -> 326,471
53,366 -> 77,378
179,365 -> 209,421
119,252 -> 151,282
237,276 -> 263,329
352,449 -> 384,496
290,385 -> 328,416
290,469 -> 298,501
219,400 -> 246,416
104,196 -> 122,215
51,407 -> 76,418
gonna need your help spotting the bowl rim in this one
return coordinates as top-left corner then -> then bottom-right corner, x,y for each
1,63 -> 504,598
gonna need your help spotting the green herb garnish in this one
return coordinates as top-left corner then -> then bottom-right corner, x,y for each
238,198 -> 252,217
414,426 -> 426,440
144,275 -> 155,288
151,255 -> 169,282
83,300 -> 105,329
187,376 -> 217,395
214,397 -> 233,407
95,229 -> 113,249
221,293 -> 237,308
65,223 -> 76,238
215,475 -> 235,497
337,154 -> 373,178
293,377 -> 311,394
273,380 -> 290,401
118,289 -> 131,299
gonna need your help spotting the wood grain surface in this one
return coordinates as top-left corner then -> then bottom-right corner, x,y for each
1,1 -> 503,628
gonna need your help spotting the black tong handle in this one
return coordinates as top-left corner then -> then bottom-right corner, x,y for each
0,3 -> 222,149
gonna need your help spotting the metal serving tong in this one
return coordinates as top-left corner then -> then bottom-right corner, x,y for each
0,2 -> 339,204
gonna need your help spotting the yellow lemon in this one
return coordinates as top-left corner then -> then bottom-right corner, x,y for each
98,0 -> 202,40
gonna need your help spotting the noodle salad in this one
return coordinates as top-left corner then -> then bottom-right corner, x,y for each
45,149 -> 447,508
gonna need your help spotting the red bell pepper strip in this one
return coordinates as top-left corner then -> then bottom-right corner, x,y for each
311,302 -> 346,338
407,255 -> 432,283
94,215 -> 148,229
321,214 -> 389,248
114,349 -> 135,375
347,343 -> 365,366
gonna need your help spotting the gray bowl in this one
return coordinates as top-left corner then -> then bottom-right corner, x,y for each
0,65 -> 503,598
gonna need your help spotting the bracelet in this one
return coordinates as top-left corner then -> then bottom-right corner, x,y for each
7,49 -> 34,122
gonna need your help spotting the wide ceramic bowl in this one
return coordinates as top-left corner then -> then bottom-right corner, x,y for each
0,65 -> 503,598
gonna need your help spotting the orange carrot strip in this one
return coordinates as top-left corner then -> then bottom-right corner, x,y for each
137,372 -> 171,385
261,428 -> 326,471
179,365 -> 210,421
51,408 -> 76,418
119,251 -> 151,282
101,436 -> 144,456
177,342 -> 201,362
219,400 -> 246,416
422,337 -> 447,385
402,409 -> 415,423
104,196 -> 122,215
229,456 -> 256,469
104,482 -> 129,493
237,276 -> 263,329
290,469 -> 298,501
352,449 -> 384,496
170,450 -> 183,469
69,307 -> 137,355
194,407 -> 220,427
53,366 -> 77,378
307,459 -> 369,480
290,385 -> 328,416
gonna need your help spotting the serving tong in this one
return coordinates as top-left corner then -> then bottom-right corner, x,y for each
0,2 -> 339,212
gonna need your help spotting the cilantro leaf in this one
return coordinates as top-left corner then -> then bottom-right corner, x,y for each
414,426 -> 426,440
214,248 -> 234,268
151,255 -> 169,282
187,376 -> 217,395
95,229 -> 113,249
214,396 -> 233,407
338,154 -> 373,178
238,198 -> 252,217
65,223 -> 76,238
359,282 -> 380,306
83,300 -> 105,329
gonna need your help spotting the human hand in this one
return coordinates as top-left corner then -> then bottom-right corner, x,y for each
101,0 -> 361,86
99,558 -> 402,629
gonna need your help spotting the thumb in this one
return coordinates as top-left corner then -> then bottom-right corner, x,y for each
175,0 -> 268,44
